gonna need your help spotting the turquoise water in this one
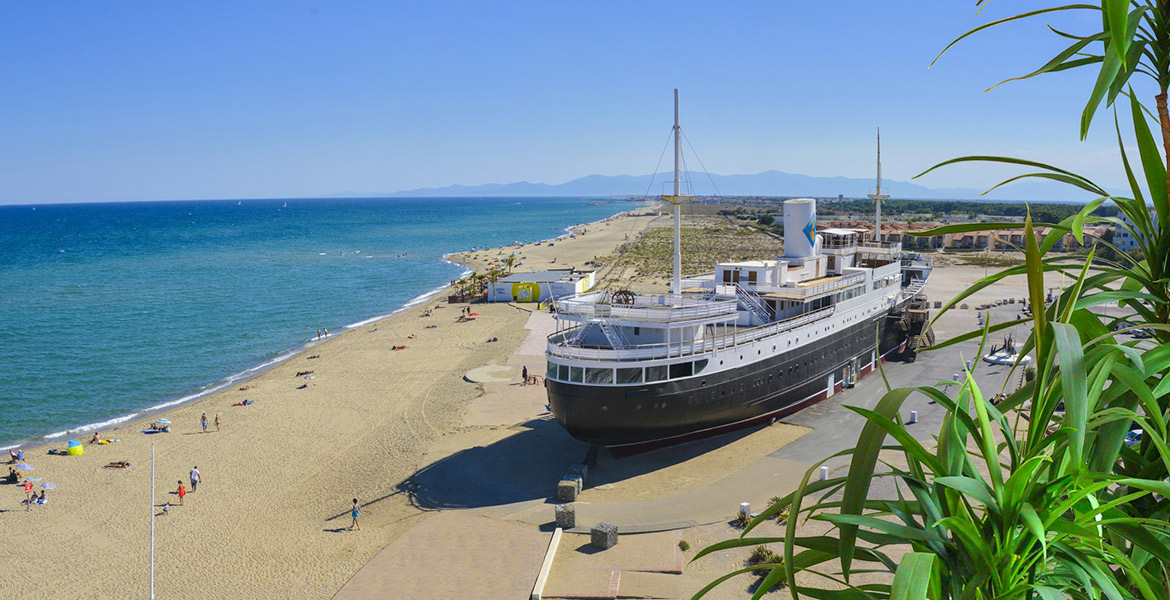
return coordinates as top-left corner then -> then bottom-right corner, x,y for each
0,197 -> 636,448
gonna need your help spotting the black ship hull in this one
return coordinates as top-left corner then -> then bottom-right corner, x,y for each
547,310 -> 906,453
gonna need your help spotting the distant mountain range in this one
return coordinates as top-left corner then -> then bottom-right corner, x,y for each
351,170 -> 1106,203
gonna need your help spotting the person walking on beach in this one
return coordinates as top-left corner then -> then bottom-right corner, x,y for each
176,481 -> 186,506
522,365 -> 528,385
201,412 -> 208,433
214,413 -> 220,432
190,465 -> 201,492
324,328 -> 330,337
350,498 -> 361,531
317,328 -> 321,340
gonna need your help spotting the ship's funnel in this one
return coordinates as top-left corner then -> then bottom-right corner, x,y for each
783,198 -> 817,259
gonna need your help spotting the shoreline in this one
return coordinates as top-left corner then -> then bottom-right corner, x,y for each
3,207 -> 637,454
4,203 -> 662,599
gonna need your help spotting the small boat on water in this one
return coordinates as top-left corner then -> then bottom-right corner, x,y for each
982,335 -> 1030,366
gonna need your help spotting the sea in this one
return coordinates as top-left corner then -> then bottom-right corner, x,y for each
0,196 -> 638,449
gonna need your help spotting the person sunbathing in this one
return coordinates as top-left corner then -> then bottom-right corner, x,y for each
232,399 -> 252,406
90,432 -> 102,444
106,461 -> 132,468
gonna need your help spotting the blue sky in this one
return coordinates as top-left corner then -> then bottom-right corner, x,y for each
0,2 -> 1141,203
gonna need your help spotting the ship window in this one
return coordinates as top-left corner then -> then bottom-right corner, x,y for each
570,366 -> 584,383
547,361 -> 559,380
647,365 -> 668,382
558,364 -> 570,381
616,367 -> 643,384
669,362 -> 693,379
585,367 -> 613,384
694,359 -> 708,374
633,327 -> 640,336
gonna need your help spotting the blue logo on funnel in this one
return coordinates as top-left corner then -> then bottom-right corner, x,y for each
803,219 -> 815,245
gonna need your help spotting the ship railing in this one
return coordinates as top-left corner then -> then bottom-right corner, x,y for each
547,305 -> 836,362
680,275 -> 716,290
860,241 -> 903,253
902,278 -> 928,299
748,272 -> 866,299
554,292 -> 737,322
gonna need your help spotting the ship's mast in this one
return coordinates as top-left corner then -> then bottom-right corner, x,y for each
660,89 -> 689,296
671,89 -> 683,295
867,129 -> 889,243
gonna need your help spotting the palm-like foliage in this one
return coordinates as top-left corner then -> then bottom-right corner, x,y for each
695,219 -> 1170,598
694,3 -> 1170,597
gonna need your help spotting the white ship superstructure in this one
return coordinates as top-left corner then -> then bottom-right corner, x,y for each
544,94 -> 930,451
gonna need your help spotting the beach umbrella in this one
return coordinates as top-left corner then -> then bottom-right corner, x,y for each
155,418 -> 172,425
40,482 -> 56,490
15,463 -> 33,470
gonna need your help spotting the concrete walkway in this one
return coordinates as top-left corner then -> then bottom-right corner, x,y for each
331,512 -> 549,600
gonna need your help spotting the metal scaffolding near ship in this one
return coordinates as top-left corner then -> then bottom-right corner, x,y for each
545,91 -> 931,452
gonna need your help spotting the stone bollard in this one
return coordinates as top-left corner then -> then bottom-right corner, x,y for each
739,502 -> 751,519
909,410 -> 918,424
555,504 -> 576,529
563,474 -> 583,495
819,466 -> 829,481
568,464 -> 589,485
556,479 -> 578,503
591,522 -> 618,549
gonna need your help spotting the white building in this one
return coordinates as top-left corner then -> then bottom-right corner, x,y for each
488,270 -> 596,303
1115,210 -> 1158,252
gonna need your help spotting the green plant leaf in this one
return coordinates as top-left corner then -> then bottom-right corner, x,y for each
837,387 -> 916,579
1130,89 -> 1170,226
931,4 -> 1101,69
890,553 -> 939,600
1082,41 -> 1123,138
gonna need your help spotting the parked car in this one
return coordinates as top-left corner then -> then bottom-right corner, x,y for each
1125,429 -> 1144,447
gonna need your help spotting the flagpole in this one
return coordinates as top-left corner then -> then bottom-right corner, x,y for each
150,443 -> 155,599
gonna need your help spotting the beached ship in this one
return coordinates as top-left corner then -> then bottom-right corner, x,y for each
544,91 -> 931,452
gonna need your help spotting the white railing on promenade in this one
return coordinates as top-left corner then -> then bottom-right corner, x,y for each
547,305 -> 836,362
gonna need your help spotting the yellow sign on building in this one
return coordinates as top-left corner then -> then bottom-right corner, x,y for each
511,282 -> 540,303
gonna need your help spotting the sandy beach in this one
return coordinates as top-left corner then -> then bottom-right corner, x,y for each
0,209 -> 657,598
2,205 -> 1075,599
